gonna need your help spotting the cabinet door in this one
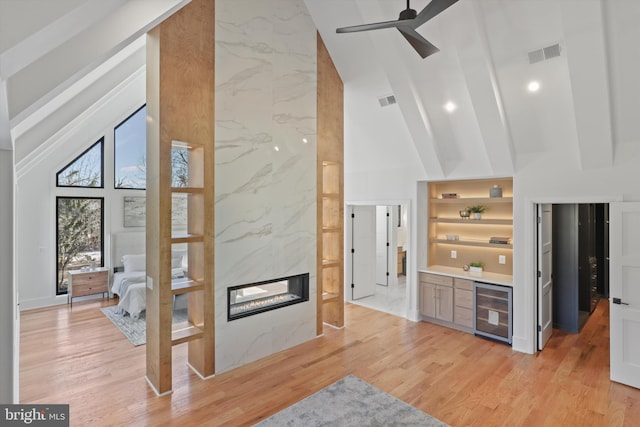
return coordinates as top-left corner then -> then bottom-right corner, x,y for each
455,288 -> 473,309
437,285 -> 454,322
420,282 -> 436,318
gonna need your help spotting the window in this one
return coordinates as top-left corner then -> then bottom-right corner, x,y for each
56,197 -> 104,295
56,138 -> 104,188
115,105 -> 146,189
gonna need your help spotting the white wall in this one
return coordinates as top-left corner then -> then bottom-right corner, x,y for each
0,149 -> 17,403
16,70 -> 145,310
214,0 -> 317,373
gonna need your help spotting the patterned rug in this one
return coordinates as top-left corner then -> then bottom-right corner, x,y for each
253,375 -> 449,427
100,306 -> 188,346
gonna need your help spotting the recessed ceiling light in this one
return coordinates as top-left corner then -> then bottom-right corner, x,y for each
302,138 -> 308,144
274,146 -> 280,151
444,102 -> 457,113
528,81 -> 540,92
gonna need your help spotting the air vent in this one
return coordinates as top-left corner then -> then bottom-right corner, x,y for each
378,95 -> 396,107
543,44 -> 561,59
528,43 -> 561,64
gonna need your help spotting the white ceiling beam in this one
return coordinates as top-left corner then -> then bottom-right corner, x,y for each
7,0 -> 190,126
10,36 -> 145,143
561,0 -> 613,169
0,0 -> 128,81
453,1 -> 514,176
354,0 -> 445,179
0,80 -> 12,151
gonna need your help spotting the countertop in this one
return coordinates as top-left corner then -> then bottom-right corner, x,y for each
419,265 -> 513,287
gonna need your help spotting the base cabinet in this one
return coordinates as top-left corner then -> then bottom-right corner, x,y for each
420,282 -> 453,322
453,278 -> 473,329
419,273 -> 453,322
420,272 -> 497,334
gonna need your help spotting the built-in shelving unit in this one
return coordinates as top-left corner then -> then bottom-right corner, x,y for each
428,178 -> 513,275
145,0 -> 214,395
317,35 -> 344,334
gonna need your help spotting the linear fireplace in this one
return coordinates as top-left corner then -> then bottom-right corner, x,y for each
227,273 -> 309,321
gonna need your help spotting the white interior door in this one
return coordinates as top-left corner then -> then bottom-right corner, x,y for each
351,206 -> 376,300
610,202 -> 640,389
537,204 -> 553,350
375,206 -> 389,286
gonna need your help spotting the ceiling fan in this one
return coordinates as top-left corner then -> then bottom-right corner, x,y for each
336,0 -> 459,59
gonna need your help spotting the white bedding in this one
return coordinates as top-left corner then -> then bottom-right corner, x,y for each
113,269 -> 186,319
111,271 -> 146,296
118,282 -> 146,319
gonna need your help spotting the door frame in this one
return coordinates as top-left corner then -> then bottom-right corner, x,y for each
345,199 -> 411,318
528,197 -> 617,355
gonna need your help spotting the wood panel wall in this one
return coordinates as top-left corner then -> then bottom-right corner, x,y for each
146,0 -> 215,395
317,34 -> 344,334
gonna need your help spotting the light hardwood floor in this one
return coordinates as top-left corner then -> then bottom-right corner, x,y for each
20,298 -> 639,426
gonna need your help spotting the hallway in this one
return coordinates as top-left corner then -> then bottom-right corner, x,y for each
349,275 -> 407,318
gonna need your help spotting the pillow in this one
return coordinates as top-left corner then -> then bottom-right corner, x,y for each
122,254 -> 146,273
171,251 -> 186,269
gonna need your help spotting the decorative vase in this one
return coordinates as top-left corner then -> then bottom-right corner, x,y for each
473,212 -> 482,220
459,209 -> 470,219
490,185 -> 502,198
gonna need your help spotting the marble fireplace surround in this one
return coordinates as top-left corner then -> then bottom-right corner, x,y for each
214,0 -> 318,373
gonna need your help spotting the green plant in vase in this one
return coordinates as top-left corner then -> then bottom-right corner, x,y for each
467,205 -> 487,220
469,261 -> 484,273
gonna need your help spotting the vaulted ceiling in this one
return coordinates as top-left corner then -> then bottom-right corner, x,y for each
3,0 -> 640,180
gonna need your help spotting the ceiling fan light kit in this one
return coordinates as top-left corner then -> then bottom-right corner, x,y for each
336,0 -> 459,59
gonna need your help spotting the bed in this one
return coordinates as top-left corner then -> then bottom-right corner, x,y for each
111,232 -> 188,319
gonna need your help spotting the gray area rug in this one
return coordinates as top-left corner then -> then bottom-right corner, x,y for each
254,375 -> 449,427
100,306 -> 187,346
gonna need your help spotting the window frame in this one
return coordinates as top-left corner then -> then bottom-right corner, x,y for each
114,104 -> 147,190
55,196 -> 105,295
56,138 -> 105,189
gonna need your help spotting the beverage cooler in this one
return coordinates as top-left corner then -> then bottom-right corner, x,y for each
474,282 -> 512,345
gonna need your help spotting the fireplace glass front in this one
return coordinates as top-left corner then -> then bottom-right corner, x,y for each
227,273 -> 309,321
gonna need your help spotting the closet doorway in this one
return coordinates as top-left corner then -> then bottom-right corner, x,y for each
536,203 -> 610,350
346,203 -> 409,318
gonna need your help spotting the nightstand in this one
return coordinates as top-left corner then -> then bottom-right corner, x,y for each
68,267 -> 109,306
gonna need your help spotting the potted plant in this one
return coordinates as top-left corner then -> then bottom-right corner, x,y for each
467,205 -> 487,220
469,261 -> 484,274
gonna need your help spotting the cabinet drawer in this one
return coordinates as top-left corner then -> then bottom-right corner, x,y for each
72,281 -> 108,297
454,306 -> 473,328
419,273 -> 453,287
454,288 -> 473,309
72,274 -> 107,288
454,278 -> 473,291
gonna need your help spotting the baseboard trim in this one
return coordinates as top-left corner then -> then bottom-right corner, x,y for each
145,376 -> 172,397
511,335 -> 534,354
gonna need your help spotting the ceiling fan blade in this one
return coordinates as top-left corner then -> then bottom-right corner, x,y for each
337,19 -> 407,33
396,27 -> 439,58
413,0 -> 459,28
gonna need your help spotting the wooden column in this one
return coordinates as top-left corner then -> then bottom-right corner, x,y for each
146,0 -> 215,395
317,34 -> 344,334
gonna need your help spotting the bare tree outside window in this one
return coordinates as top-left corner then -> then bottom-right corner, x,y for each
55,139 -> 104,294
56,197 -> 103,294
56,139 -> 103,188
